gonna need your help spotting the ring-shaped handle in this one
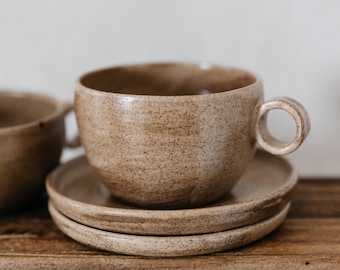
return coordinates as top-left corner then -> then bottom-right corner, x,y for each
256,97 -> 310,155
62,103 -> 81,148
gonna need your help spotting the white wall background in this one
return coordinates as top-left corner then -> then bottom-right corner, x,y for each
0,0 -> 339,177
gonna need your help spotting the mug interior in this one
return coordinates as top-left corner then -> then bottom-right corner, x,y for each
80,63 -> 257,96
0,93 -> 57,129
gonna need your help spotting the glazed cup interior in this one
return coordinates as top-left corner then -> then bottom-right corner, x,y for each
80,63 -> 257,96
0,93 -> 58,129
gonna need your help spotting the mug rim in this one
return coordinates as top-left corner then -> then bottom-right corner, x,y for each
0,90 -> 65,134
77,62 -> 262,99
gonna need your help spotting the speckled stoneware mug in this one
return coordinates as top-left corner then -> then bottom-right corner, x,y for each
75,62 -> 310,209
0,91 -> 74,213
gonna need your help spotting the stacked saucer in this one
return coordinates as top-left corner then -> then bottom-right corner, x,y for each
46,151 -> 297,257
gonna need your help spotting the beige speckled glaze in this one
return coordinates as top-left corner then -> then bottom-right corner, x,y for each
46,151 -> 297,235
0,91 -> 71,213
75,62 -> 310,209
48,201 -> 290,257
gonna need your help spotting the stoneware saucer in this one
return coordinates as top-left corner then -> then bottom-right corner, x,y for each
46,151 -> 297,235
49,201 -> 290,257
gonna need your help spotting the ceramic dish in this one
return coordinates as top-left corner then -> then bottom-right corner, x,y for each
49,201 -> 290,257
46,151 -> 297,235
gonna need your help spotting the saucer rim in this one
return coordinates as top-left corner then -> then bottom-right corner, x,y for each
48,201 -> 290,257
46,151 -> 297,235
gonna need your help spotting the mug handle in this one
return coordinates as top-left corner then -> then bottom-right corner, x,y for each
255,97 -> 310,155
62,103 -> 81,148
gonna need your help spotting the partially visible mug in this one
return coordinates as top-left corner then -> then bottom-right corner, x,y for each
75,62 -> 310,209
0,91 -> 73,213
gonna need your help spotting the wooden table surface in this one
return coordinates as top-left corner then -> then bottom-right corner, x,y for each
0,179 -> 339,269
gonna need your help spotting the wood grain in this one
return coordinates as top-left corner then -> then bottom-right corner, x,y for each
0,179 -> 339,269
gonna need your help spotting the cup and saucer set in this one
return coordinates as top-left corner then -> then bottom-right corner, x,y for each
0,63 -> 310,257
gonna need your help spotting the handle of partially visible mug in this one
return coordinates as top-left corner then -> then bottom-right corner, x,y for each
255,97 -> 310,155
62,103 -> 81,148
